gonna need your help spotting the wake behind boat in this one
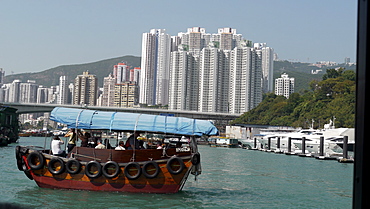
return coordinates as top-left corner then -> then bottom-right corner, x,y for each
15,107 -> 219,193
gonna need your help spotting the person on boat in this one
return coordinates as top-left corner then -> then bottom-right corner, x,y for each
156,142 -> 163,149
51,136 -> 66,157
95,139 -> 106,149
78,131 -> 90,147
64,128 -> 77,153
125,132 -> 141,150
114,141 -> 125,150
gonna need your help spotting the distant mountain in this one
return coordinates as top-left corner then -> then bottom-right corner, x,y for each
4,55 -> 141,87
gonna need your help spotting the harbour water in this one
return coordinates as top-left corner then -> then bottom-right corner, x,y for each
1,137 -> 353,208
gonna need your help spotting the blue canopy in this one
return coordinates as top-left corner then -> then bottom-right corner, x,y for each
50,107 -> 219,136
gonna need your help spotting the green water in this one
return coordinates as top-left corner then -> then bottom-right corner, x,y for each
1,137 -> 353,208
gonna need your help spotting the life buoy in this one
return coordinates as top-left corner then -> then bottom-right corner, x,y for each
66,159 -> 82,174
102,161 -> 120,178
27,152 -> 45,170
167,157 -> 184,175
85,161 -> 102,178
48,158 -> 65,175
142,161 -> 160,179
191,152 -> 201,166
124,162 -> 141,180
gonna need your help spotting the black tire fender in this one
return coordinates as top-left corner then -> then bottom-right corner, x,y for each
167,157 -> 184,175
102,161 -> 120,178
66,159 -> 82,174
124,162 -> 141,180
142,161 -> 160,179
85,161 -> 102,178
191,152 -> 201,166
48,157 -> 65,175
27,152 -> 45,170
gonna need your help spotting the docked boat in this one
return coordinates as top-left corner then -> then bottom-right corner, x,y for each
209,137 -> 240,148
0,106 -> 19,146
15,107 -> 218,193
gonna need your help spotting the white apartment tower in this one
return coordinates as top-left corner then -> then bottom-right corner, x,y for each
169,50 -> 198,111
254,43 -> 274,93
198,47 -> 231,112
102,74 -> 116,107
57,76 -> 68,104
114,63 -> 129,84
228,47 -> 263,113
8,80 -> 21,103
19,80 -> 38,103
140,29 -> 171,106
275,73 -> 294,98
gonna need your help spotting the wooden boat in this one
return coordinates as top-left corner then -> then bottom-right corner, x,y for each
15,107 -> 218,193
0,106 -> 19,146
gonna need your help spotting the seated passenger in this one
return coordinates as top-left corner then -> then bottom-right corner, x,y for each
115,141 -> 125,150
95,139 -> 106,149
51,136 -> 66,157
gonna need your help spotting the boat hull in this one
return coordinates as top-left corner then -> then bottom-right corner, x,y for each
16,146 -> 196,194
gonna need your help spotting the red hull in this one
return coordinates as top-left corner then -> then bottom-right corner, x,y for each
33,174 -> 182,193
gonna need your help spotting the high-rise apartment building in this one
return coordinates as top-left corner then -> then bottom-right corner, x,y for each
275,73 -> 294,98
169,50 -> 198,111
114,63 -> 129,84
228,47 -> 262,113
73,71 -> 98,106
198,47 -> 230,112
57,76 -> 69,104
8,80 -> 21,103
114,81 -> 139,108
37,86 -> 49,103
140,29 -> 171,106
254,43 -> 274,93
19,80 -> 38,103
102,74 -> 116,107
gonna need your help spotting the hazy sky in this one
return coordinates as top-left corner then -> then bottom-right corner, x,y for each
1,0 -> 357,74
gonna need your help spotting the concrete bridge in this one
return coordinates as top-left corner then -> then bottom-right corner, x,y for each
0,102 -> 241,121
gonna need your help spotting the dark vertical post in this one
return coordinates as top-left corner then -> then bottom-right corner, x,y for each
267,137 -> 271,150
343,136 -> 348,159
354,1 -> 369,207
319,136 -> 324,156
254,137 -> 257,149
277,137 -> 281,149
288,137 -> 291,153
301,137 -> 306,154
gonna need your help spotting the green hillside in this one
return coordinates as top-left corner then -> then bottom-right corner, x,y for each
232,68 -> 356,128
4,55 -> 141,87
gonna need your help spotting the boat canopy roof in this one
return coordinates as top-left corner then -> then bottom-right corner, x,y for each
50,107 -> 219,136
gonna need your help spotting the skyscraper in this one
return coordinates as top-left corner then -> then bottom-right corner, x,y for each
102,74 -> 116,107
73,71 -> 98,106
114,81 -> 139,108
19,80 -> 38,103
254,43 -> 274,93
57,76 -> 68,104
114,63 -> 129,84
275,73 -> 294,98
8,80 -> 21,103
140,29 -> 171,106
169,50 -> 198,111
